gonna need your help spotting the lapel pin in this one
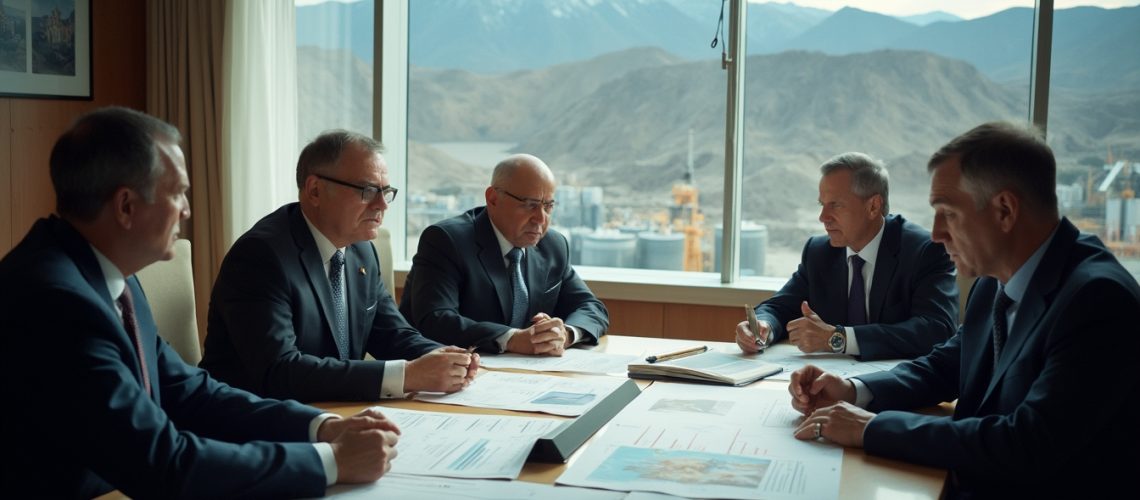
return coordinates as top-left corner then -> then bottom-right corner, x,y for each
359,266 -> 367,275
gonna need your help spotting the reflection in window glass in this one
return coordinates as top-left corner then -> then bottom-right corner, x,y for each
1046,3 -> 1140,278
741,1 -> 1035,278
406,0 -> 726,272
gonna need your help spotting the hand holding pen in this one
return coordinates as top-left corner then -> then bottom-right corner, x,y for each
735,304 -> 771,354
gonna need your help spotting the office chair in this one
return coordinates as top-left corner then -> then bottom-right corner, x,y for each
135,239 -> 203,365
371,227 -> 396,298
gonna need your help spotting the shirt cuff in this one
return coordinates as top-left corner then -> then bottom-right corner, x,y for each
851,377 -> 874,408
381,359 -> 408,399
844,326 -> 860,356
566,324 -> 581,346
494,328 -> 516,353
312,442 -> 337,486
308,413 -> 340,442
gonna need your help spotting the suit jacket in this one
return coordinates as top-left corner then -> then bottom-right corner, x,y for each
754,214 -> 958,360
0,216 -> 326,499
858,218 -> 1140,498
400,207 -> 609,350
201,203 -> 442,402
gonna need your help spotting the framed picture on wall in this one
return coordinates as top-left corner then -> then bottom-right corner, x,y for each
0,0 -> 92,100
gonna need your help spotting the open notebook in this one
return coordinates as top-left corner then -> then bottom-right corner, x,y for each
627,351 -> 782,386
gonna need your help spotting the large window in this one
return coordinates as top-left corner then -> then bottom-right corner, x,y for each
1046,2 -> 1140,276
741,1 -> 1034,278
297,0 -> 1140,284
404,0 -> 726,273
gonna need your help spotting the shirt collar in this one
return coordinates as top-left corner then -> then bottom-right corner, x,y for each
90,244 -> 126,301
302,211 -> 345,266
1003,223 -> 1060,303
846,217 -> 886,264
490,220 -> 521,259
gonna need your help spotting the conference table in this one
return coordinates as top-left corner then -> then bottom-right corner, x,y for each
314,335 -> 948,499
96,335 -> 947,499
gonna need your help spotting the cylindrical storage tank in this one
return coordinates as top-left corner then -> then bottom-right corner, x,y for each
714,223 -> 769,276
637,232 -> 685,271
568,227 -> 593,265
580,232 -> 637,268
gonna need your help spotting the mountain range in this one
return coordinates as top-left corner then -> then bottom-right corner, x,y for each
298,0 -> 1139,91
295,0 -> 1140,252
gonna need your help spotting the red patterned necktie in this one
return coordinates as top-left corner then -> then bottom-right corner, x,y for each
118,287 -> 152,396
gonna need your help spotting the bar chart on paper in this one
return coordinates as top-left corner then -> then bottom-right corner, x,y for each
374,407 -> 564,479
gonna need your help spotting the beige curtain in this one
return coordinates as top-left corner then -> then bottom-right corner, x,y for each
146,0 -> 227,349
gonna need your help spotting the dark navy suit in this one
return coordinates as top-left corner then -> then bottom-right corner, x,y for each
0,216 -> 326,498
400,207 -> 608,350
754,214 -> 958,360
202,203 -> 442,402
858,218 -> 1140,497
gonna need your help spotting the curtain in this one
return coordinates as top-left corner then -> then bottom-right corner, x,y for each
147,0 -> 298,348
146,0 -> 226,349
222,1 -> 299,244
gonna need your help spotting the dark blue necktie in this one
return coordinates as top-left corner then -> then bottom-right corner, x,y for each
507,247 -> 529,328
992,288 -> 1013,371
848,255 -> 867,325
330,249 -> 349,360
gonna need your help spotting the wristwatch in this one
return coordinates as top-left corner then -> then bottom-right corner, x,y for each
828,325 -> 846,353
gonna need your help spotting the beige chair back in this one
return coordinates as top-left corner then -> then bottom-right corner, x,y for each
135,239 -> 202,365
956,271 -> 977,325
371,227 -> 396,297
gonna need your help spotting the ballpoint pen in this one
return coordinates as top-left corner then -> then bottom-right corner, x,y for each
645,345 -> 707,364
745,304 -> 769,351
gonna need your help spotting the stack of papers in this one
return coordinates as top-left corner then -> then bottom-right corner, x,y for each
627,351 -> 782,386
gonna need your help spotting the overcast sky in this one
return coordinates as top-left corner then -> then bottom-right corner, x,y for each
293,1 -> 1139,21
758,0 -> 1138,19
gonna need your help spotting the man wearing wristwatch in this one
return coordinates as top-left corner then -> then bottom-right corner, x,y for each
735,153 -> 959,361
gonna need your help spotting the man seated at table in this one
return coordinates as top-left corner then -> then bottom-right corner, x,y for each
788,122 -> 1140,498
400,154 -> 608,356
735,152 -> 958,360
200,130 -> 477,402
0,107 -> 398,498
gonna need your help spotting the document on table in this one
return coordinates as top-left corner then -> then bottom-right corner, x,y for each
414,371 -> 628,416
324,473 -> 628,499
478,348 -> 638,374
556,382 -> 842,500
758,343 -> 904,381
371,406 -> 563,479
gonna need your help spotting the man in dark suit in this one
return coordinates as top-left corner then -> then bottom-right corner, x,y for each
0,107 -> 399,498
400,154 -> 608,355
201,131 -> 477,402
788,122 -> 1140,497
736,152 -> 958,360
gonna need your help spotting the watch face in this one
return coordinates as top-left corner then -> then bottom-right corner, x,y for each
829,332 -> 844,351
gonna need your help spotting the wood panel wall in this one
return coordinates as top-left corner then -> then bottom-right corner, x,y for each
0,0 -> 146,256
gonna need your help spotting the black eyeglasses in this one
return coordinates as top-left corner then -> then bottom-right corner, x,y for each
496,188 -> 555,213
316,174 -> 398,203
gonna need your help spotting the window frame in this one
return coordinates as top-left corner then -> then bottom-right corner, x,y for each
376,0 -> 1057,295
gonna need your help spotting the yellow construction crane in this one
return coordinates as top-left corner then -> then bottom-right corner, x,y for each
670,130 -> 704,272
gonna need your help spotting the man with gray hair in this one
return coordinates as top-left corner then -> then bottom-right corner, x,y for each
736,152 -> 958,360
400,153 -> 608,355
202,130 -> 478,402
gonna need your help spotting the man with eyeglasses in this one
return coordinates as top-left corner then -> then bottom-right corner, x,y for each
201,130 -> 478,402
400,154 -> 608,355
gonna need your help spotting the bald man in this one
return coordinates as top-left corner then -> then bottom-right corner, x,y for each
400,154 -> 609,355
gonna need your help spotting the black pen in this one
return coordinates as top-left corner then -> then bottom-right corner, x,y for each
645,345 -> 708,364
